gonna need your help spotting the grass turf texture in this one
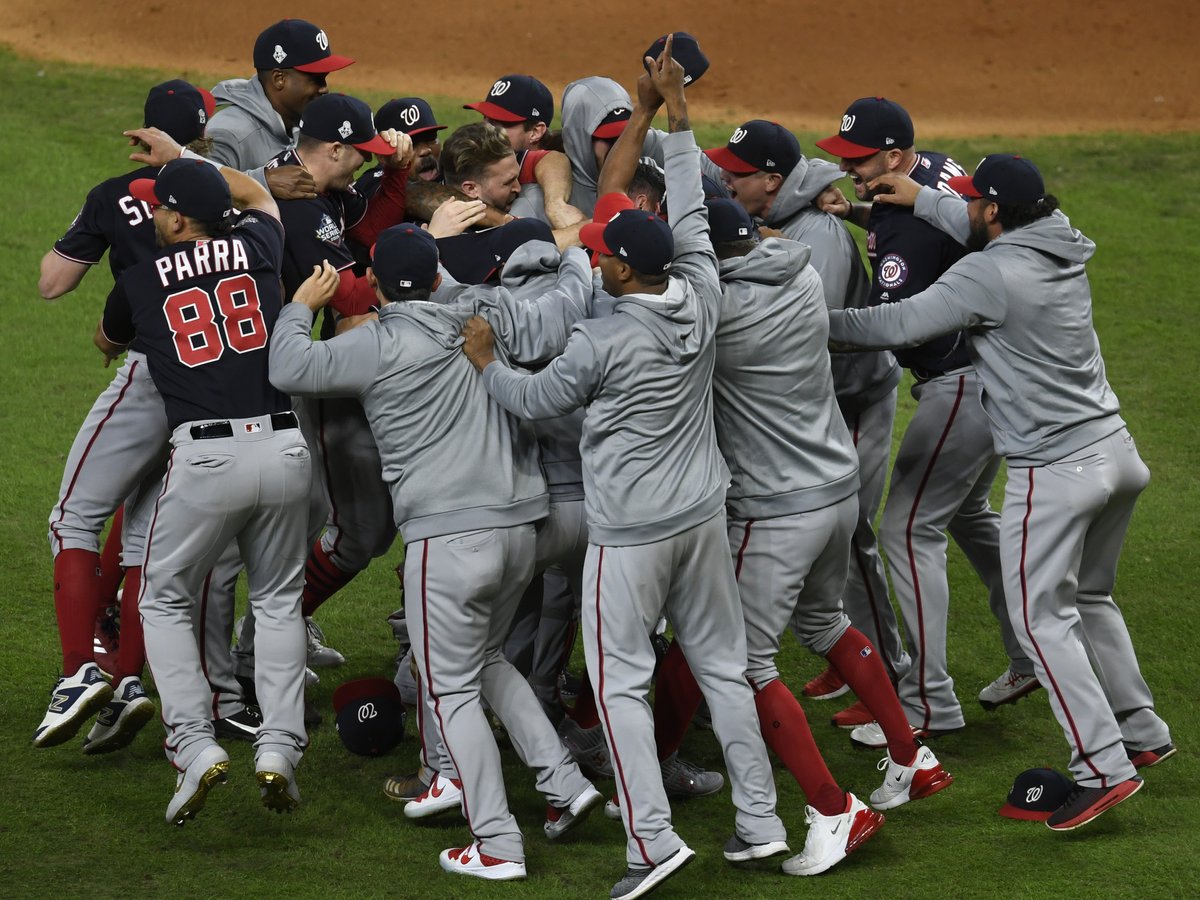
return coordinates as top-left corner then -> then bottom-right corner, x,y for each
2,47 -> 1198,898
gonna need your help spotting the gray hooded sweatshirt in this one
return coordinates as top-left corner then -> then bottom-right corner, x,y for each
269,249 -> 593,541
714,238 -> 859,519
762,155 -> 900,413
480,130 -> 728,546
560,77 -> 665,217
208,77 -> 295,177
829,194 -> 1120,466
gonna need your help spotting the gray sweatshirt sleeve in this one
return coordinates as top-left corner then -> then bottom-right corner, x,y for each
914,185 -> 970,245
662,131 -> 716,291
828,256 -> 1007,348
478,248 -> 593,364
269,303 -> 381,397
481,330 -> 603,419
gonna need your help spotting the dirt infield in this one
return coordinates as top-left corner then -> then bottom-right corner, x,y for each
5,0 -> 1197,135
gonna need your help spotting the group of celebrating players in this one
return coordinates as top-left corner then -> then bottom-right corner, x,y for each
33,19 -> 1174,900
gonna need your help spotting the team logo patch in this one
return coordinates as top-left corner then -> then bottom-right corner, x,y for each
244,422 -> 262,433
1026,785 -> 1044,803
315,214 -> 341,243
840,113 -> 856,133
357,702 -> 377,722
729,127 -> 747,144
273,44 -> 287,64
198,108 -> 207,125
400,105 -> 421,127
338,120 -> 353,140
316,30 -> 329,51
490,79 -> 511,97
878,253 -> 909,289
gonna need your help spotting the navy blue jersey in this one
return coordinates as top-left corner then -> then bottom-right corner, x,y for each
867,151 -> 970,377
102,212 -> 290,429
267,147 -> 366,299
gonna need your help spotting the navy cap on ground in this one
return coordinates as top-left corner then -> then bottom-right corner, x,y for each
949,154 -> 1046,205
581,208 -> 674,274
643,32 -> 710,86
464,75 -> 554,125
253,19 -> 354,73
129,158 -> 232,224
816,96 -> 914,159
300,93 -> 394,155
705,198 -> 755,243
144,80 -> 215,146
375,97 -> 447,139
333,678 -> 405,757
998,767 -> 1074,821
372,223 -> 440,290
705,120 -> 801,176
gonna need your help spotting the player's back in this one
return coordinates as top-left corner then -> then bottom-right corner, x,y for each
54,167 -> 162,281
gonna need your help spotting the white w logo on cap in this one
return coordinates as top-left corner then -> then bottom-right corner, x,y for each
316,30 -> 329,50
400,106 -> 421,127
841,113 -> 856,133
491,80 -> 512,97
730,127 -> 747,144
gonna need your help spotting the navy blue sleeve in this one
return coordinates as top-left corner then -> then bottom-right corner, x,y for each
101,277 -> 135,345
53,185 -> 112,265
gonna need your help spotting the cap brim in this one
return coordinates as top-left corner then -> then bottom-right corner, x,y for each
703,146 -> 758,175
293,54 -> 355,74
407,125 -> 448,138
464,101 -> 527,123
354,134 -> 397,155
129,177 -> 160,206
579,222 -> 611,256
814,134 -> 881,159
593,120 -> 629,140
332,677 -> 401,713
947,175 -> 982,198
197,86 -> 216,119
998,802 -> 1053,822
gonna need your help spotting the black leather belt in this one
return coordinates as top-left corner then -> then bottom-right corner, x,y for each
190,411 -> 298,440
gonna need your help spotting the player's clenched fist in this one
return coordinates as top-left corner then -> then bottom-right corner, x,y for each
293,261 -> 341,312
461,315 -> 497,372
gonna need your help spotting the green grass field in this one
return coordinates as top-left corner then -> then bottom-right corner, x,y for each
2,48 -> 1197,898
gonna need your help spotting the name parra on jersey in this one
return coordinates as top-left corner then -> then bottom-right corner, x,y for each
153,236 -> 250,287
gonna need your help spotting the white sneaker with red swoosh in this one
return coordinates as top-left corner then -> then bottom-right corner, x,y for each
439,841 -> 526,880
403,772 -> 463,819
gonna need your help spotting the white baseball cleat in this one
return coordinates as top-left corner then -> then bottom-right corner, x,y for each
256,750 -> 301,813
869,745 -> 954,810
781,793 -> 884,876
305,616 -> 345,668
544,784 -> 605,840
166,744 -> 230,826
439,841 -> 526,880
978,668 -> 1041,710
404,772 -> 463,819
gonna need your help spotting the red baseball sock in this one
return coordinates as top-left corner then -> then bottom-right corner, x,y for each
652,640 -> 702,761
827,628 -> 918,765
113,566 -> 145,681
53,548 -> 103,675
301,540 -> 357,617
96,506 -> 126,608
754,679 -> 844,815
570,672 -> 600,729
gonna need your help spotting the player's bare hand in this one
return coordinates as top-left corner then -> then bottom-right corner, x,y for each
293,261 -> 340,312
266,165 -> 318,200
125,127 -> 183,166
816,185 -> 852,218
427,199 -> 489,239
379,129 -> 416,171
636,71 -> 664,111
461,315 -> 497,371
868,173 -> 921,207
335,312 -> 379,334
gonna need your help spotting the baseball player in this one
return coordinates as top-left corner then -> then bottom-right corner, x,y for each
827,153 -> 1173,830
34,81 -> 215,754
94,153 -> 309,824
270,223 -> 601,880
702,119 -> 912,715
814,98 -> 1036,743
462,41 -> 787,899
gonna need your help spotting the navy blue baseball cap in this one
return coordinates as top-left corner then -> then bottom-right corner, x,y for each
333,678 -> 406,757
300,94 -> 395,155
705,198 -> 755,243
144,80 -> 215,146
816,97 -> 914,159
465,75 -> 554,126
950,154 -> 1046,205
253,19 -> 354,73
375,97 -> 447,139
372,224 -> 440,290
705,120 -> 801,176
129,158 -> 232,224
581,208 -> 674,274
491,217 -> 555,267
643,32 -> 710,86
436,231 -> 499,285
999,767 -> 1074,821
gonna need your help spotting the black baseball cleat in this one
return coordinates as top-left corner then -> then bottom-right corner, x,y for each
213,704 -> 262,741
1126,742 -> 1176,769
1045,775 -> 1143,831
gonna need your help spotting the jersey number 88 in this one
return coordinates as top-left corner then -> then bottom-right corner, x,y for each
163,274 -> 267,368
